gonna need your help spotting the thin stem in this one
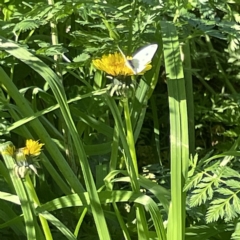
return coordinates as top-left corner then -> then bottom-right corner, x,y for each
205,34 -> 236,94
47,0 -> 62,79
122,98 -> 138,178
25,174 -> 53,240
127,0 -> 137,52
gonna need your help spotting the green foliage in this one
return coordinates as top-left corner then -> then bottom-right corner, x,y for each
0,0 -> 240,239
186,154 -> 240,239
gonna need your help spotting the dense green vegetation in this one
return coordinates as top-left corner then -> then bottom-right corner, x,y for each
0,0 -> 240,239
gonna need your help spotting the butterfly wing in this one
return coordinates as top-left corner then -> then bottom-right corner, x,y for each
128,44 -> 158,74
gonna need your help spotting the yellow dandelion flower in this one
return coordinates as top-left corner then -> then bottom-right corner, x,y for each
23,139 -> 44,156
2,145 -> 15,156
92,52 -> 151,77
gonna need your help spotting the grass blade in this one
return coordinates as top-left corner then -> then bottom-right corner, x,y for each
161,21 -> 189,240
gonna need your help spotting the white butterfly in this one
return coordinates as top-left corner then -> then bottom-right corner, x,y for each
118,44 -> 158,74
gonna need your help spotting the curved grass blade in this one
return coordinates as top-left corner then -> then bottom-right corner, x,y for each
0,67 -> 80,195
0,37 -> 111,240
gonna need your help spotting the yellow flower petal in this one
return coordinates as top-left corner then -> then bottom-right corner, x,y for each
2,145 -> 15,156
92,52 -> 151,77
23,139 -> 44,156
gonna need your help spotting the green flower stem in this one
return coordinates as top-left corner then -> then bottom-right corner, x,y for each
122,98 -> 149,239
47,0 -> 62,78
25,174 -> 53,240
74,207 -> 88,237
0,142 -> 41,239
122,98 -> 138,177
127,0 -> 137,52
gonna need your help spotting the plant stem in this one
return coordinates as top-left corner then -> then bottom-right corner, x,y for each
25,174 -> 53,240
122,98 -> 138,177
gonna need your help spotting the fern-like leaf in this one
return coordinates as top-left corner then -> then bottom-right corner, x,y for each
13,19 -> 46,33
231,221 -> 240,240
189,177 -> 214,207
232,195 -> 240,215
184,171 -> 204,191
206,198 -> 226,223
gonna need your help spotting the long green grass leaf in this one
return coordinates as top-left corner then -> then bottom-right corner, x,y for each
0,38 -> 111,240
161,21 -> 189,240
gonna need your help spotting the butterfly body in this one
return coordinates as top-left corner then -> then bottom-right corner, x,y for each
119,44 -> 158,74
